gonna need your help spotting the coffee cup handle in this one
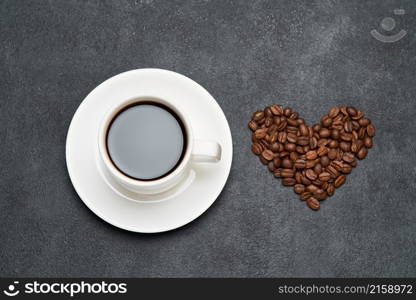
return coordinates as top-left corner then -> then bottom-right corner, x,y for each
192,140 -> 222,163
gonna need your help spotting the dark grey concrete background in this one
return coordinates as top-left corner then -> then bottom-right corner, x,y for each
1,0 -> 415,277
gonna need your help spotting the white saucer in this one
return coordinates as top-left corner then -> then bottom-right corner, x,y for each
66,69 -> 233,233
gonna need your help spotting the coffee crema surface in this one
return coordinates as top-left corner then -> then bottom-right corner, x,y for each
106,102 -> 186,180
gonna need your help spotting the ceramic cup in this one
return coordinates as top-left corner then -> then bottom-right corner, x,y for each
98,96 -> 221,195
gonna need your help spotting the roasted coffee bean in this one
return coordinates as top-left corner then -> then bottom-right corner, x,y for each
321,116 -> 333,128
264,107 -> 272,117
327,165 -> 339,178
287,118 -> 299,127
328,107 -> 340,118
258,139 -> 268,149
327,183 -> 335,196
352,130 -> 359,140
265,117 -> 273,127
264,134 -> 271,143
336,149 -> 343,161
248,121 -> 258,131
271,142 -> 280,152
270,105 -> 283,115
347,106 -> 357,116
307,197 -> 320,210
331,160 -> 344,171
251,143 -> 263,155
312,179 -> 323,186
283,107 -> 292,117
332,120 -> 343,130
319,128 -> 331,138
290,152 -> 298,161
253,111 -> 264,121
286,126 -> 298,133
284,143 -> 296,152
279,151 -> 290,158
278,131 -> 287,143
254,128 -> 267,139
342,152 -> 355,163
339,141 -> 351,152
328,148 -> 337,160
267,124 -> 278,134
344,121 -> 353,133
358,127 -> 366,139
269,132 -> 278,144
320,156 -> 330,167
273,169 -> 282,177
331,129 -> 340,140
295,171 -> 302,183
352,109 -> 364,120
277,119 -> 287,131
334,175 -> 346,187
306,184 -> 319,194
294,184 -> 305,194
328,139 -> 339,148
315,191 -> 328,201
281,169 -> 295,178
287,132 -> 297,143
301,176 -> 312,185
364,136 -> 373,148
352,121 -> 360,131
357,147 -> 368,159
314,163 -> 323,174
282,158 -> 293,169
249,105 -> 374,210
259,156 -> 269,165
294,159 -> 306,169
282,178 -> 296,186
367,124 -> 376,137
341,164 -> 352,174
313,124 -> 321,132
308,126 -> 314,137
306,150 -> 318,160
340,133 -> 352,141
359,117 -> 370,127
305,159 -> 317,169
300,191 -> 311,201
261,149 -> 274,161
299,124 -> 309,136
305,169 -> 318,181
283,107 -> 293,117
309,136 -> 318,149
317,146 -> 329,157
273,157 -> 282,168
319,172 -> 331,182
297,136 -> 310,146
351,140 -> 359,153
317,138 -> 329,147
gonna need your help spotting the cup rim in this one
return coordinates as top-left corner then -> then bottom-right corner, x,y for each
98,96 -> 193,188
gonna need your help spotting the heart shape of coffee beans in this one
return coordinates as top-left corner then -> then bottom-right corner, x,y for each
248,105 -> 375,210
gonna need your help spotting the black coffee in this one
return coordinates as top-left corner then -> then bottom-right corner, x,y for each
106,102 -> 186,180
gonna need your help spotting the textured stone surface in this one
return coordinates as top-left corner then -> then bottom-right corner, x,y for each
1,0 -> 415,277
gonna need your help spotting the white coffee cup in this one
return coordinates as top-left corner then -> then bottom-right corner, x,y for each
98,96 -> 222,195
